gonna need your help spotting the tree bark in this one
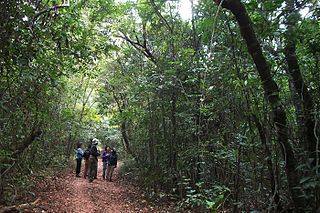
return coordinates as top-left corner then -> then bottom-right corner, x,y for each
232,144 -> 241,213
215,0 -> 305,210
148,99 -> 157,193
252,114 -> 282,211
148,101 -> 156,169
12,126 -> 42,159
120,122 -> 139,162
107,81 -> 140,163
284,0 -> 318,169
161,101 -> 171,169
170,90 -> 177,170
0,126 -> 42,179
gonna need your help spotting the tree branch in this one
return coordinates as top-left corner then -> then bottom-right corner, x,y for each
12,127 -> 42,158
0,198 -> 41,212
33,5 -> 69,21
117,33 -> 157,65
149,0 -> 173,33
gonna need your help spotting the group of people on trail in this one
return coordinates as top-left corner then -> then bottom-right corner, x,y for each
75,138 -> 118,183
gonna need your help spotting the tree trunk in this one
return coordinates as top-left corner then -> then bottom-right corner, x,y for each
120,122 -> 140,164
148,100 -> 157,193
232,144 -> 241,213
170,90 -> 177,170
252,114 -> 282,211
161,101 -> 170,169
288,81 -> 305,143
284,0 -> 318,169
215,0 -> 305,210
0,126 -> 42,180
12,126 -> 42,159
148,104 -> 156,168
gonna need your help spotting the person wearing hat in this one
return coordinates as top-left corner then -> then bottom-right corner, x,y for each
88,138 -> 100,182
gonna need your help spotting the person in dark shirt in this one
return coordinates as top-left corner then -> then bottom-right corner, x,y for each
83,144 -> 91,179
106,148 -> 117,182
101,146 -> 111,180
88,138 -> 99,183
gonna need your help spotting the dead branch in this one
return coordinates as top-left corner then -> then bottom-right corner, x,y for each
149,0 -> 173,33
0,162 -> 15,178
117,33 -> 157,65
0,198 -> 41,213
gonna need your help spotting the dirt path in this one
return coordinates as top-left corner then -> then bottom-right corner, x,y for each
34,161 -> 170,213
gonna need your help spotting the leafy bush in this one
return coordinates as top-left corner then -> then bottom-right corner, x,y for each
176,180 -> 230,212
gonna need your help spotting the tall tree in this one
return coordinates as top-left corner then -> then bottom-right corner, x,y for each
214,0 -> 305,210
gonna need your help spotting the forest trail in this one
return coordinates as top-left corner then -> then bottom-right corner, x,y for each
33,161 -> 169,213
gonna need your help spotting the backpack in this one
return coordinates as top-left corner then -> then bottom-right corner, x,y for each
90,145 -> 99,158
83,149 -> 90,160
109,152 -> 117,165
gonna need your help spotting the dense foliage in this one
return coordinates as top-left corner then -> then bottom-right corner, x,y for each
0,0 -> 112,204
1,0 -> 319,212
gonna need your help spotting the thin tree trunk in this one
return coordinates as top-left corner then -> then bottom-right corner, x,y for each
120,122 -> 140,163
108,82 -> 140,163
161,101 -> 170,169
252,115 -> 282,211
148,100 -> 157,193
215,0 -> 305,210
232,144 -> 241,213
288,81 -> 305,142
170,91 -> 177,170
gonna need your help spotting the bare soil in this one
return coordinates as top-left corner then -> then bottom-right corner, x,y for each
30,161 -> 172,213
